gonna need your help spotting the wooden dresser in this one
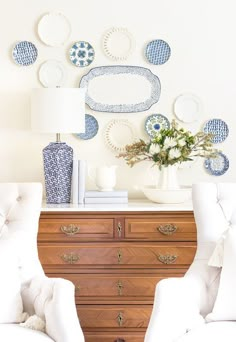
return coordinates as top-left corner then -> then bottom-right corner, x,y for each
38,201 -> 197,342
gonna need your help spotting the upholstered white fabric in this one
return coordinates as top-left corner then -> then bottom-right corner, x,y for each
0,324 -> 53,342
0,240 -> 25,323
0,183 -> 85,342
206,227 -> 236,322
176,322 -> 236,342
144,183 -> 236,342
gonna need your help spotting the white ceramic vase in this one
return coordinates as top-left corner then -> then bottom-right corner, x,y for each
157,165 -> 180,190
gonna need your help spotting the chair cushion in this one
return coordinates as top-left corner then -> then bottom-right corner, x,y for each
0,239 -> 25,323
206,227 -> 236,321
0,324 -> 54,342
176,322 -> 236,342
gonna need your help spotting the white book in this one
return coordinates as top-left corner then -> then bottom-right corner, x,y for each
85,190 -> 128,198
71,159 -> 79,204
78,160 -> 86,204
84,196 -> 128,204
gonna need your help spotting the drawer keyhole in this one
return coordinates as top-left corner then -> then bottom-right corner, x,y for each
117,312 -> 124,327
117,250 -> 123,264
117,280 -> 123,296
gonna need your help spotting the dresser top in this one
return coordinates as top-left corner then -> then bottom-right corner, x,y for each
41,199 -> 193,212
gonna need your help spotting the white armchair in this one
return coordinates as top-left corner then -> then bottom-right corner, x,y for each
145,182 -> 236,342
0,183 -> 84,342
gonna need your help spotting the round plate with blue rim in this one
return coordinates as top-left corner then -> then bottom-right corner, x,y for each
12,41 -> 38,66
75,114 -> 98,140
69,41 -> 95,67
145,39 -> 171,65
145,114 -> 170,138
204,152 -> 229,176
203,119 -> 229,144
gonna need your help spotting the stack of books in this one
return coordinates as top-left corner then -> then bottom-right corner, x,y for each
84,190 -> 128,204
71,159 -> 86,204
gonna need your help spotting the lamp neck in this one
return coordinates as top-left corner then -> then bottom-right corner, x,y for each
56,133 -> 61,143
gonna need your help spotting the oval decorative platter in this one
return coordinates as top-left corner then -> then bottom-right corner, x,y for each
79,66 -> 161,113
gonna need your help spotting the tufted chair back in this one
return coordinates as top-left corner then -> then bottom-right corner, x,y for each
186,182 -> 236,317
0,183 -> 44,283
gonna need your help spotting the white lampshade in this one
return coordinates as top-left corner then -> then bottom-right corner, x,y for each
31,88 -> 85,133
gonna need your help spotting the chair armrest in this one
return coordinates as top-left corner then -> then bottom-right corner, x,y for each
21,276 -> 84,342
144,276 -> 206,342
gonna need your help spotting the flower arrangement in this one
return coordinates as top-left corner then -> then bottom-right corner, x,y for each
118,120 -> 217,169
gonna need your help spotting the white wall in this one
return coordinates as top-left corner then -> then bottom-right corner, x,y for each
0,0 -> 235,198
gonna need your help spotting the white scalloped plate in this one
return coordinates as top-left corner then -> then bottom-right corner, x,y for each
104,119 -> 137,152
38,12 -> 71,47
38,60 -> 67,87
174,93 -> 202,123
102,27 -> 135,61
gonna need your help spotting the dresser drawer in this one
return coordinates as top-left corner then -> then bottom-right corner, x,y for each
125,213 -> 196,241
84,331 -> 145,342
52,274 -> 162,299
38,243 -> 196,269
38,218 -> 114,241
77,305 -> 151,328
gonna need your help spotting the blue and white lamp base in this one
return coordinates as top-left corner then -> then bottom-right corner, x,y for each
43,142 -> 73,203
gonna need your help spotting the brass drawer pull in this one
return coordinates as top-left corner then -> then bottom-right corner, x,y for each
117,280 -> 123,296
61,253 -> 80,264
61,224 -> 80,236
158,254 -> 177,264
114,339 -> 125,342
157,224 -> 177,235
117,222 -> 122,237
117,312 -> 124,327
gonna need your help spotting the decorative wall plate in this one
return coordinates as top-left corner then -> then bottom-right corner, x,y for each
204,152 -> 229,176
174,93 -> 202,123
145,114 -> 170,138
104,119 -> 137,152
79,66 -> 161,113
39,60 -> 67,87
38,12 -> 71,46
75,114 -> 98,140
12,41 -> 38,66
102,27 -> 135,61
69,41 -> 95,67
145,39 -> 171,65
203,119 -> 229,144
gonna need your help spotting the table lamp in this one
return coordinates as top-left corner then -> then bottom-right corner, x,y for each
31,88 -> 85,204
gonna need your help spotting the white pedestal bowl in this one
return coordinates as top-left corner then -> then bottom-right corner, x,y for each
142,186 -> 192,204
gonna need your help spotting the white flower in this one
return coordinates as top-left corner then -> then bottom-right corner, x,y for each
163,137 -> 177,149
149,143 -> 160,154
169,148 -> 181,160
178,138 -> 186,147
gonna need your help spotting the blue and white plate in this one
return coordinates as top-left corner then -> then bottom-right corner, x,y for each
145,114 -> 170,138
204,152 -> 229,176
75,114 -> 98,140
69,41 -> 95,67
145,39 -> 171,65
203,119 -> 229,144
12,41 -> 38,66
